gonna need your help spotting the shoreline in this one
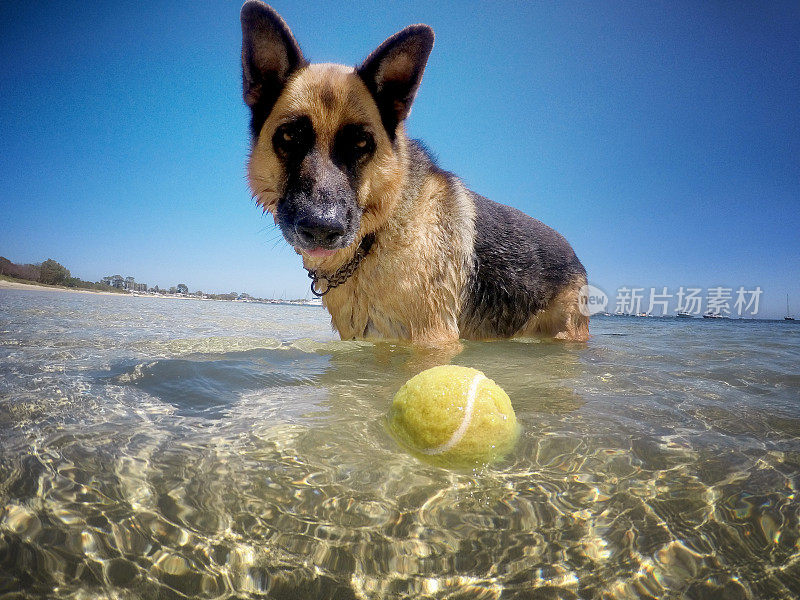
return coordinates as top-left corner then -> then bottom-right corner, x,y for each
0,279 -> 128,297
0,279 -> 197,300
0,279 -> 322,307
1,280 -> 787,318
0,280 -> 214,301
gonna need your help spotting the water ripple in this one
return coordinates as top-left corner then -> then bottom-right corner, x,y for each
1,290 -> 799,598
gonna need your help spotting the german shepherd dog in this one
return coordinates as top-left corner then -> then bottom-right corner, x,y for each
240,2 -> 589,346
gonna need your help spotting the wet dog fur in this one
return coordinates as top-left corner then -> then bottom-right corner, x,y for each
240,1 -> 589,346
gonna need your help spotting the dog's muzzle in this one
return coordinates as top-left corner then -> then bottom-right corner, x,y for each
295,211 -> 347,249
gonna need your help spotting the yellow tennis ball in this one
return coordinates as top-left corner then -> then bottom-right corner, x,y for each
388,365 -> 519,466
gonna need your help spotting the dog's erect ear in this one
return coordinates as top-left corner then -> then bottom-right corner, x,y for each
241,1 -> 306,137
357,25 -> 434,141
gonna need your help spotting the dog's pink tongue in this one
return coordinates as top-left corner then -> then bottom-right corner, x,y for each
305,247 -> 337,258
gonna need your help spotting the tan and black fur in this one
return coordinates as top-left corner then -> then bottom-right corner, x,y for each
241,1 -> 589,346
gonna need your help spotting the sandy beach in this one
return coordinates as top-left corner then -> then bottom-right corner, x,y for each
0,279 -> 126,296
0,279 -> 198,300
0,279 -> 255,302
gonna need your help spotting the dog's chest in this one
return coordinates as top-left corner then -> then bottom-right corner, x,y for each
322,237 -> 465,342
323,254 -> 415,340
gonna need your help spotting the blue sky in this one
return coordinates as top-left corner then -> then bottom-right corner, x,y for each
1,1 -> 798,318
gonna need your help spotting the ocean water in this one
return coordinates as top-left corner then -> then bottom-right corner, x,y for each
1,287 -> 799,599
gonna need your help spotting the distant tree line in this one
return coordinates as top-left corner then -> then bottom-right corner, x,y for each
0,256 -> 124,292
0,257 -> 40,281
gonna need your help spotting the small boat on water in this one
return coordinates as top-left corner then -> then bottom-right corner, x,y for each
702,312 -> 727,319
676,311 -> 693,318
786,294 -> 796,321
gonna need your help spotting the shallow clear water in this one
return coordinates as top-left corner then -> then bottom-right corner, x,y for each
1,288 -> 799,599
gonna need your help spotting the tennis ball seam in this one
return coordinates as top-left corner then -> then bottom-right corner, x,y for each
418,371 -> 485,455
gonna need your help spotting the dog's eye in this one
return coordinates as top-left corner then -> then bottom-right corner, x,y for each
273,117 -> 314,158
335,125 -> 375,166
350,131 -> 372,151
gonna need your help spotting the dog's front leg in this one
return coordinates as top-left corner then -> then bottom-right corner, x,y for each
406,334 -> 463,371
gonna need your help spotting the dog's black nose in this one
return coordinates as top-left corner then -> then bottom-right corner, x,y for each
296,215 -> 346,248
